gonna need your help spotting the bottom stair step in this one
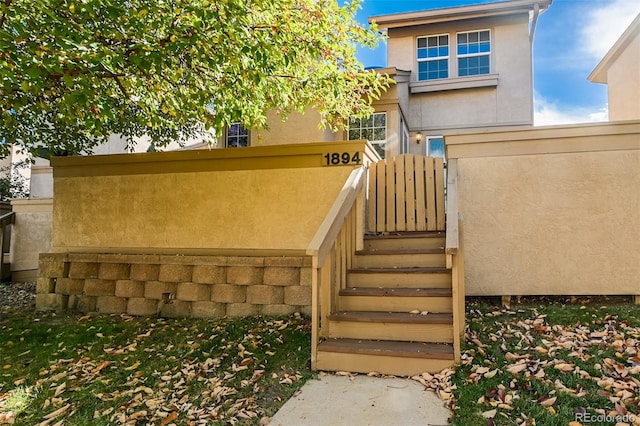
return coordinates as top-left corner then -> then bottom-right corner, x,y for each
317,338 -> 454,375
319,338 -> 454,360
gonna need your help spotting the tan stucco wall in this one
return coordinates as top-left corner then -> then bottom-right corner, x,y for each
254,109 -> 341,146
446,121 -> 640,296
51,143 -> 370,253
387,14 -> 533,133
607,33 -> 640,121
10,199 -> 53,281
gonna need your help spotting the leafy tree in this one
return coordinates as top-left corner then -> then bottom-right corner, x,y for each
0,161 -> 29,200
0,0 -> 390,158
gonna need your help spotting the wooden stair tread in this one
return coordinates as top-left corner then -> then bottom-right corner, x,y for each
364,232 -> 445,240
355,248 -> 444,255
318,338 -> 454,360
328,311 -> 453,324
349,267 -> 451,274
340,287 -> 452,297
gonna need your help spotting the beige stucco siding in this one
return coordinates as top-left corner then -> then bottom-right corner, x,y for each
607,34 -> 640,121
446,122 -> 640,296
53,166 -> 352,252
387,14 -> 533,133
255,109 -> 341,146
492,18 -> 533,124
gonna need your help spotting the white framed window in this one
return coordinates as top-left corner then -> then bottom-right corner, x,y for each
417,34 -> 449,81
348,112 -> 387,158
226,122 -> 249,147
457,30 -> 491,76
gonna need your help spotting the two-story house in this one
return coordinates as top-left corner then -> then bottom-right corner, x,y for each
366,0 -> 552,158
185,0 -> 552,160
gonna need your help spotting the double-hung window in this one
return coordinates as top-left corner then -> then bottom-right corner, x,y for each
348,112 -> 387,158
226,122 -> 249,147
417,34 -> 449,81
457,30 -> 491,76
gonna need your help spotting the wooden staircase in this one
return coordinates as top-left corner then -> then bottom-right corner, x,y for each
307,154 -> 464,377
316,231 -> 456,376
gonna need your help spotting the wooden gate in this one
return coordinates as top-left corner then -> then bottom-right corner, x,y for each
367,154 -> 445,232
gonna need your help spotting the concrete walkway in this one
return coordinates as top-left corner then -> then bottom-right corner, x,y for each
269,374 -> 451,426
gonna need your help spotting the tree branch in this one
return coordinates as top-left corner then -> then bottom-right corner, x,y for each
0,0 -> 13,29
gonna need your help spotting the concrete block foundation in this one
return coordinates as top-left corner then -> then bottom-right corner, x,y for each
36,253 -> 312,318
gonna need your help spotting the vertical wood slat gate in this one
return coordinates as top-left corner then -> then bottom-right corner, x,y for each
367,154 -> 445,233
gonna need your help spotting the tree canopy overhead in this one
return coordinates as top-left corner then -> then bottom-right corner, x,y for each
0,0 -> 390,157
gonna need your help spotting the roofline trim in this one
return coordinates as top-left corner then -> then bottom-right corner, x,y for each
588,13 -> 640,84
369,0 -> 552,29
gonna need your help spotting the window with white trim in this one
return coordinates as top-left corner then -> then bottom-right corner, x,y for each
457,30 -> 491,76
226,122 -> 249,147
417,34 -> 449,81
348,112 -> 386,158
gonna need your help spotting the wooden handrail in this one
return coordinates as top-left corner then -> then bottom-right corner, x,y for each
0,211 -> 15,228
306,166 -> 366,266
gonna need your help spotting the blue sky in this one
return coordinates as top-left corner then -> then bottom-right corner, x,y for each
354,0 -> 640,125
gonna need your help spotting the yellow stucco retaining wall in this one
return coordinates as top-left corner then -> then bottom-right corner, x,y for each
446,121 -> 640,296
51,141 -> 374,253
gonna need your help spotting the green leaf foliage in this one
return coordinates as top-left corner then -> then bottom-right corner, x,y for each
0,0 -> 391,157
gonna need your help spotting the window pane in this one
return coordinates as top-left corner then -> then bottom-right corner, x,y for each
348,113 -> 386,142
372,143 -> 386,159
469,32 -> 478,43
417,38 -> 427,48
457,33 -> 466,43
417,48 -> 428,59
427,47 -> 438,57
480,30 -> 490,41
439,35 -> 448,45
427,37 -> 437,47
428,138 -> 445,158
480,42 -> 490,53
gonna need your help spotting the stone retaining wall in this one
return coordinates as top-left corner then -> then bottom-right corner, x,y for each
36,253 -> 312,318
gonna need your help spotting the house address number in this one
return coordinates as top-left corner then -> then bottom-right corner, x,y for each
323,152 -> 361,166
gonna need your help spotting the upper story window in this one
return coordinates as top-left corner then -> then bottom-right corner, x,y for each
227,123 -> 249,147
417,35 -> 449,81
348,112 -> 387,158
457,30 -> 491,76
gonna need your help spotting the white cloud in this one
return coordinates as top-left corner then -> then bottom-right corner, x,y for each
580,0 -> 640,61
534,94 -> 608,126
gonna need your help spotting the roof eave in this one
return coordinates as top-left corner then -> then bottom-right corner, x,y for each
588,13 -> 640,85
369,0 -> 552,29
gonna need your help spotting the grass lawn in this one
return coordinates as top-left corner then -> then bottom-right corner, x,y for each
0,311 -> 312,425
1,297 -> 639,425
449,297 -> 640,426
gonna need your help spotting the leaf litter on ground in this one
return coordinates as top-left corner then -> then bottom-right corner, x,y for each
0,311 -> 312,425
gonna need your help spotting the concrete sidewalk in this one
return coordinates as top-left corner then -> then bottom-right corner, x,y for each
269,374 -> 451,426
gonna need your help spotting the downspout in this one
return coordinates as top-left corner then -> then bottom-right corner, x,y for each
529,3 -> 540,43
529,3 -> 541,125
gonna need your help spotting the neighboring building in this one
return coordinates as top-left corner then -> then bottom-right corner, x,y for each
588,13 -> 640,121
368,0 -> 552,158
